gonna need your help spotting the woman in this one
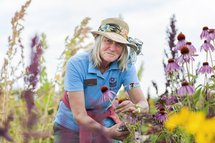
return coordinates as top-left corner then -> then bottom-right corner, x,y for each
54,17 -> 149,143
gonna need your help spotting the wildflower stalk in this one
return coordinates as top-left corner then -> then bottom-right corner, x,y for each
38,90 -> 53,143
0,0 -> 31,123
209,51 -> 214,68
187,96 -> 191,109
185,61 -> 191,82
170,75 -> 175,94
206,51 -> 208,62
191,60 -> 194,76
204,74 -> 208,87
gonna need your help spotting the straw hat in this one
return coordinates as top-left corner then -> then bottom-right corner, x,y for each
91,17 -> 137,50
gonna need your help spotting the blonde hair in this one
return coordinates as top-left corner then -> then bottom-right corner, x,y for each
90,35 -> 128,71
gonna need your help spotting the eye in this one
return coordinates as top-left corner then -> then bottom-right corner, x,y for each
106,39 -> 114,44
115,43 -> 123,48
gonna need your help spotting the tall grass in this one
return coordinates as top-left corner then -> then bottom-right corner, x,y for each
0,1 -> 92,142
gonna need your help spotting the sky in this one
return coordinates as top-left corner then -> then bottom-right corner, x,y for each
1,0 -> 215,97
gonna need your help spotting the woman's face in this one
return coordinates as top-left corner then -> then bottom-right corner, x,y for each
100,37 -> 124,63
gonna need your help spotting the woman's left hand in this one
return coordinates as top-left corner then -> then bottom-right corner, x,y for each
115,99 -> 149,115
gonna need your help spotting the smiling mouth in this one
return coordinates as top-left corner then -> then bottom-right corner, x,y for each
107,53 -> 115,56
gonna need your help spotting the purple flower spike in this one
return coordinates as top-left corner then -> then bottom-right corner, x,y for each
198,62 -> 213,74
165,59 -> 180,74
100,86 -> 116,102
177,81 -> 195,96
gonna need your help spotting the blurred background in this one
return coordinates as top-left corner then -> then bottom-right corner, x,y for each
1,0 -> 215,97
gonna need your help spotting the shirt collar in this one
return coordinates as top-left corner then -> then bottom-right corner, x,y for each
109,61 -> 119,70
88,57 -> 97,74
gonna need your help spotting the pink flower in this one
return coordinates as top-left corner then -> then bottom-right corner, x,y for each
200,26 -> 209,40
100,86 -> 116,102
208,29 -> 215,41
200,40 -> 215,52
165,59 -> 180,74
153,108 -> 167,123
177,81 -> 195,96
174,32 -> 186,51
176,46 -> 194,64
198,62 -> 213,74
186,42 -> 197,55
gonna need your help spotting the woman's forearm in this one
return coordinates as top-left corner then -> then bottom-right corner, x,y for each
75,112 -> 109,133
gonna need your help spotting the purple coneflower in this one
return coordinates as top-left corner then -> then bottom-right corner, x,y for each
165,59 -> 180,74
200,40 -> 215,52
186,42 -> 197,55
165,96 -> 178,106
100,86 -> 116,103
177,81 -> 195,96
198,62 -> 213,74
208,29 -> 215,41
200,26 -> 209,40
155,98 -> 165,109
153,108 -> 167,123
156,95 -> 178,111
176,45 -> 194,64
174,32 -> 186,51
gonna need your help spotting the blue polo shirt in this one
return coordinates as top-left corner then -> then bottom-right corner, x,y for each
54,51 -> 140,132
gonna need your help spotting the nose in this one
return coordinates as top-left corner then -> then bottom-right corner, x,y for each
109,42 -> 118,51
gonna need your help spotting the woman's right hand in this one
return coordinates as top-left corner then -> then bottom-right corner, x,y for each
104,123 -> 129,140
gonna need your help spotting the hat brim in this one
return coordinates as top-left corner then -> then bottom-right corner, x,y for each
91,31 -> 137,50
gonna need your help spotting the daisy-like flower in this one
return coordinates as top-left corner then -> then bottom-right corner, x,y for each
208,29 -> 215,41
165,58 -> 180,74
176,45 -> 194,65
200,40 -> 215,52
200,26 -> 209,40
177,81 -> 195,96
153,108 -> 167,123
154,95 -> 179,123
198,62 -> 213,74
155,96 -> 166,109
156,95 -> 178,111
186,42 -> 197,55
174,32 -> 186,51
100,86 -> 116,103
165,96 -> 178,106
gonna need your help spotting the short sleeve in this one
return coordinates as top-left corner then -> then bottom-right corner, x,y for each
64,59 -> 84,91
122,65 -> 140,91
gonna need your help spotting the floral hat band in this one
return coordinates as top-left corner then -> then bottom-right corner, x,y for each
98,23 -> 128,39
91,17 -> 141,51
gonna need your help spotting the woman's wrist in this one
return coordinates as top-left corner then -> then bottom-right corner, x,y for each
135,101 -> 149,114
103,127 -> 112,138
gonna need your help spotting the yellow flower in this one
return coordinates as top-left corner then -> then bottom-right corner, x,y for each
164,107 -> 190,130
195,131 -> 214,143
195,117 -> 215,143
184,112 -> 205,134
164,107 -> 215,143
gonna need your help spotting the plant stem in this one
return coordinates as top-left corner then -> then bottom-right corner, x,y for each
209,50 -> 214,68
185,61 -> 190,82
